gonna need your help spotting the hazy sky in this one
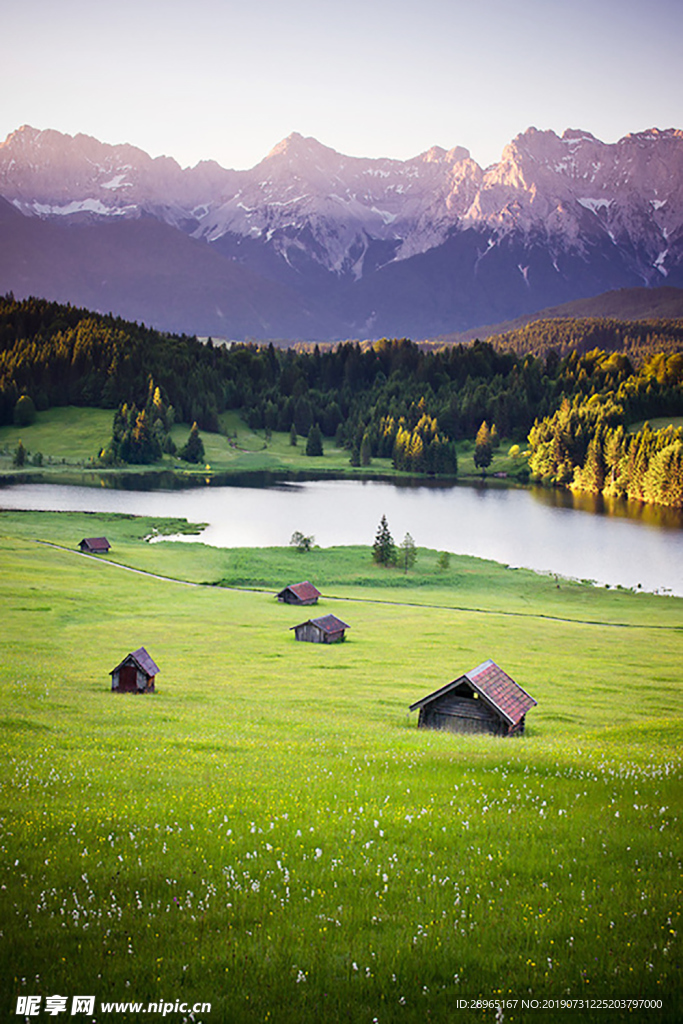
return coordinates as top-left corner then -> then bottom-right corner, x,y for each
3,0 -> 682,170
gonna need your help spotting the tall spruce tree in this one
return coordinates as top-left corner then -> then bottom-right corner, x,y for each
399,532 -> 417,572
179,422 -> 205,464
360,431 -> 372,466
373,515 -> 396,566
13,439 -> 27,467
306,423 -> 323,456
474,420 -> 493,473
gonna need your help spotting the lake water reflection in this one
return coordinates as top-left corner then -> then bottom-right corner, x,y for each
1,478 -> 682,597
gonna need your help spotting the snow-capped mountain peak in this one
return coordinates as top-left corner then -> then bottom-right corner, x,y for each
0,123 -> 682,340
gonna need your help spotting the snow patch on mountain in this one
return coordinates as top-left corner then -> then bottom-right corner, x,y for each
101,174 -> 131,191
654,250 -> 669,276
1,123 -> 682,287
577,197 -> 613,214
13,197 -> 135,218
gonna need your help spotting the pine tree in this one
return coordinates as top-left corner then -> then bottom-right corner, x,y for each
409,432 -> 425,471
643,440 -> 683,507
306,423 -> 323,456
117,406 -> 162,464
137,409 -> 162,463
474,420 -> 493,473
295,397 -> 313,437
360,431 -> 372,466
13,439 -> 27,467
179,422 -> 205,464
372,515 -> 396,566
399,532 -> 417,572
577,433 -> 605,494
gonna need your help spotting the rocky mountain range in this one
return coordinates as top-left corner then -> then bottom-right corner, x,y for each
1,124 -> 682,340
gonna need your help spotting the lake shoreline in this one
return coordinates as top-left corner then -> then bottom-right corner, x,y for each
1,464 -> 681,535
0,463 -> 527,493
1,476 -> 681,596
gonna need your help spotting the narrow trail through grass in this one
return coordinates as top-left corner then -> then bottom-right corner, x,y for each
322,589 -> 683,631
35,538 -> 683,634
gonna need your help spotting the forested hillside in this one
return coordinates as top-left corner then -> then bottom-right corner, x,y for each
527,350 -> 683,507
1,295 -> 682,501
429,286 -> 683,348
487,317 -> 683,360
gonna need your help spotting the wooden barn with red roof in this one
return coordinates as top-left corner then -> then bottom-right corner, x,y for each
110,647 -> 160,694
409,659 -> 536,737
276,581 -> 321,606
79,537 -> 111,554
290,614 -> 349,644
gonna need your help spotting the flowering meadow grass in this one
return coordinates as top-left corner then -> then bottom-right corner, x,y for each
0,510 -> 681,1022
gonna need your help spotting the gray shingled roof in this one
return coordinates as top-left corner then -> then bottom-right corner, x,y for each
110,647 -> 160,677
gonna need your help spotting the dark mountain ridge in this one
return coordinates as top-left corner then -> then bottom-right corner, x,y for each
433,286 -> 683,346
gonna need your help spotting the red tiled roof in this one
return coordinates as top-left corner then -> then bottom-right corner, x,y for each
290,614 -> 349,633
466,660 -> 536,726
279,581 -> 321,601
80,537 -> 110,552
410,659 -> 536,727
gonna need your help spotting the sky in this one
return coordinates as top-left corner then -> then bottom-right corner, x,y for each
2,0 -> 682,171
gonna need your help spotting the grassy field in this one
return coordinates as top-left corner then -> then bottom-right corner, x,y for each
0,406 -> 114,465
0,406 -> 526,485
0,509 -> 681,1022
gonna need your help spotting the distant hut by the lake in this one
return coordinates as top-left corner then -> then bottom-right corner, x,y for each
79,537 -> 111,554
410,659 -> 536,737
110,647 -> 160,694
291,614 -> 349,644
277,581 -> 321,605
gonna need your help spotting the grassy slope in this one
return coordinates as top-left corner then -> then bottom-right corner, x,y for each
0,406 -> 113,462
0,406 -> 525,483
0,510 -> 681,1022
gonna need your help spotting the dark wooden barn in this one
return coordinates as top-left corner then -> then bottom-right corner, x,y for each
110,647 -> 160,694
290,614 -> 349,644
410,659 -> 536,737
277,581 -> 321,605
79,537 -> 111,554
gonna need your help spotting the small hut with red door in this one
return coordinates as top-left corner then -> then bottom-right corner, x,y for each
110,647 -> 159,694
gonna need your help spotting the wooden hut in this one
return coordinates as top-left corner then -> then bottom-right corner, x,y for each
277,581 -> 321,605
290,614 -> 349,644
79,537 -> 111,554
110,647 -> 159,694
409,659 -> 536,737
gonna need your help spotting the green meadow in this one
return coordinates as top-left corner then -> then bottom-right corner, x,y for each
0,509 -> 681,1022
0,406 -> 525,484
